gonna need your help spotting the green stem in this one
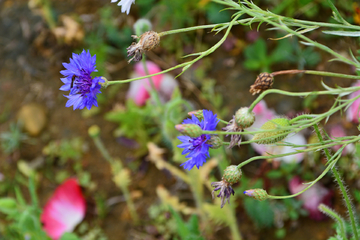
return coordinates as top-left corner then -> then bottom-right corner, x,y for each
318,204 -> 347,240
272,69 -> 360,80
313,124 -> 359,240
141,56 -> 162,107
105,62 -> 188,86
248,86 -> 360,112
91,135 -> 139,223
267,154 -> 339,199
239,2 -> 360,68
92,136 -> 113,164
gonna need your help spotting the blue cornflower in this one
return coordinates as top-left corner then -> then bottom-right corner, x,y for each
177,110 -> 219,170
60,50 -> 104,110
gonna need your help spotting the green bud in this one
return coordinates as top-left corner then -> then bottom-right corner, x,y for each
244,189 -> 268,201
235,107 -> 255,129
88,125 -> 100,138
133,19 -> 153,36
252,118 -> 290,144
223,165 -> 242,184
175,124 -> 202,138
188,110 -> 204,121
206,135 -> 223,149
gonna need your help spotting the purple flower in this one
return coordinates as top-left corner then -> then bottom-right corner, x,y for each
60,50 -> 104,110
177,110 -> 219,170
211,180 -> 235,208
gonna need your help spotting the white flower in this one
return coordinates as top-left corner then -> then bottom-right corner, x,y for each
111,0 -> 135,15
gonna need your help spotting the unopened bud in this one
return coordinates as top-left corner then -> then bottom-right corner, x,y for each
188,110 -> 204,121
127,31 -> 160,63
175,124 -> 202,138
88,125 -> 100,138
133,19 -> 152,36
223,165 -> 242,185
252,118 -> 290,144
244,189 -> 268,201
250,72 -> 274,95
235,107 -> 255,129
207,135 -> 223,149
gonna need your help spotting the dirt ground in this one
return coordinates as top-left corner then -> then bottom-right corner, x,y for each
1,0 -> 359,239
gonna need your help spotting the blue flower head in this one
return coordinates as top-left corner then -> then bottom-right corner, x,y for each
177,110 -> 219,170
60,50 -> 104,110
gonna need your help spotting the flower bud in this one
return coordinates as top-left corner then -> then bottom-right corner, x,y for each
223,165 -> 242,185
252,118 -> 290,144
133,19 -> 152,36
235,107 -> 255,129
249,72 -> 274,95
127,31 -> 160,63
175,124 -> 202,138
188,110 -> 203,121
206,135 -> 223,149
88,125 -> 100,138
244,189 -> 268,201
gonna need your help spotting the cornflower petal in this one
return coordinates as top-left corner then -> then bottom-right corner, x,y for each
60,50 -> 103,110
177,110 -> 219,170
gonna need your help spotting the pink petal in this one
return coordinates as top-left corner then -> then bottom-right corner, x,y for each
41,178 -> 86,240
134,61 -> 163,88
127,61 -> 164,106
346,80 -> 360,123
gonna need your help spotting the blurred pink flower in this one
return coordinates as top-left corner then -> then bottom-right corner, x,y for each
41,178 -> 86,240
289,176 -> 333,221
346,80 -> 360,123
329,124 -> 354,156
249,100 -> 306,163
127,61 -> 178,105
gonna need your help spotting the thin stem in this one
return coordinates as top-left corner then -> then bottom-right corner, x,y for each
158,24 -> 219,37
239,3 -> 360,68
91,135 -> 139,223
248,86 -> 360,112
313,124 -> 359,240
271,69 -> 360,80
267,155 -> 339,199
141,56 -> 162,107
318,204 -> 347,240
219,119 -> 230,125
105,62 -> 188,86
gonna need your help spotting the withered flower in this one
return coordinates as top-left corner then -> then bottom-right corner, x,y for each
222,116 -> 242,149
249,72 -> 274,95
127,31 -> 160,63
211,166 -> 242,208
211,180 -> 235,208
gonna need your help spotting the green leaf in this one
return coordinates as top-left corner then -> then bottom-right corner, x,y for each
266,170 -> 283,179
244,198 -> 274,228
322,31 -> 360,37
59,232 -> 81,240
0,198 -> 17,214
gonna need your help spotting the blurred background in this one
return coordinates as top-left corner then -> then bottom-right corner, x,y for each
1,0 -> 360,239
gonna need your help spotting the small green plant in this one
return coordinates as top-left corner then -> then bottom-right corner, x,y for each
0,122 -> 28,154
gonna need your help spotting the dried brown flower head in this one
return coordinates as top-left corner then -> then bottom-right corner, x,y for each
222,116 -> 242,149
127,31 -> 160,63
249,72 -> 274,95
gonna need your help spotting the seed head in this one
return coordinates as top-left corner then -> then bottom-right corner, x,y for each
127,31 -> 160,63
244,189 -> 268,201
223,165 -> 242,185
188,110 -> 204,121
206,135 -> 223,149
235,107 -> 255,129
250,72 -> 274,95
175,124 -> 203,138
252,118 -> 290,144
